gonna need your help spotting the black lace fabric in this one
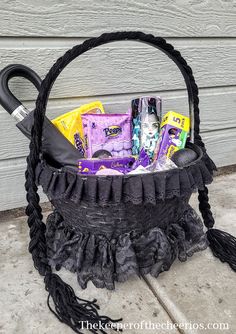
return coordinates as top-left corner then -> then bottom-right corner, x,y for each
36,149 -> 215,206
46,205 -> 208,290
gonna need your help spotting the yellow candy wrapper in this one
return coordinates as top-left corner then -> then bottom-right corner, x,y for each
52,101 -> 105,148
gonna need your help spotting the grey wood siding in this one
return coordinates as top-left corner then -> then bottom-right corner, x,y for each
0,0 -> 235,210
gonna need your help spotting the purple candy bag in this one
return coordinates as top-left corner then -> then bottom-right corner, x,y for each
131,148 -> 150,170
82,113 -> 132,158
78,156 -> 135,174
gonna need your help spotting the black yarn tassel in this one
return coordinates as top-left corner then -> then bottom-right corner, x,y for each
44,273 -> 122,334
207,229 -> 236,271
199,186 -> 236,272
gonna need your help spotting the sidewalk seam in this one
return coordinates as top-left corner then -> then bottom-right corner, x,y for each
142,275 -> 183,334
142,275 -> 199,334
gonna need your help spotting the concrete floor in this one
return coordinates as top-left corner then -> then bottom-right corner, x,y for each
0,173 -> 235,334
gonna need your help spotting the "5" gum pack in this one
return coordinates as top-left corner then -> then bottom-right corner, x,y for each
154,111 -> 190,160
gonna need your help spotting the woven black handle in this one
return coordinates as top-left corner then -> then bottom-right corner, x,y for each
33,31 -> 204,154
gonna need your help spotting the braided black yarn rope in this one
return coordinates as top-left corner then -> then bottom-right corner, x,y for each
25,140 -> 122,331
35,31 -> 202,145
198,186 -> 215,229
25,31 -> 235,333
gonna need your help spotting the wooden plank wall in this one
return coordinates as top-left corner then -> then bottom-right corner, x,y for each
0,0 -> 236,211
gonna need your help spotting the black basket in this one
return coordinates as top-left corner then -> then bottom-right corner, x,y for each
25,32 -> 236,333
36,141 -> 215,289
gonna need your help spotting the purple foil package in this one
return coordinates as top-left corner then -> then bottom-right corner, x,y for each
78,156 -> 135,175
74,132 -> 85,157
82,113 -> 132,158
131,148 -> 150,170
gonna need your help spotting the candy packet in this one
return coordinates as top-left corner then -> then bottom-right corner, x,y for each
78,156 -> 135,175
52,101 -> 105,150
146,156 -> 178,172
154,111 -> 190,160
82,113 -> 132,158
128,155 -> 177,175
130,148 -> 150,171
